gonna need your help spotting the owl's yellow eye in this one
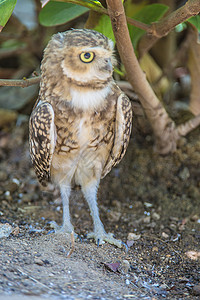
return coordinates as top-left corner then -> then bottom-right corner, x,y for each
79,52 -> 95,63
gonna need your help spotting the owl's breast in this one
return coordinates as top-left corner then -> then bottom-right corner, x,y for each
51,103 -> 116,184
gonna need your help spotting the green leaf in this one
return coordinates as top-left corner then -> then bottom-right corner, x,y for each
39,1 -> 89,27
128,4 -> 169,49
93,14 -> 115,43
0,0 -> 17,30
187,15 -> 200,32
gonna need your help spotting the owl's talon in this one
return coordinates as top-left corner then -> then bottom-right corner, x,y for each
50,221 -> 60,232
87,231 -> 122,248
121,241 -> 129,253
50,221 -> 76,237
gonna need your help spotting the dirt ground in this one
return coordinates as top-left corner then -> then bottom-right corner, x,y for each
0,115 -> 199,299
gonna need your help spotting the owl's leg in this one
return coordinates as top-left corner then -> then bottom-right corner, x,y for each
82,180 -> 122,248
51,185 -> 74,234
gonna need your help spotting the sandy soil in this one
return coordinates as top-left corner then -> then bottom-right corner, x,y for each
0,118 -> 199,299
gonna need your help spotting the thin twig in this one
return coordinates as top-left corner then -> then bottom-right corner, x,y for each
0,76 -> 41,88
66,231 -> 75,258
177,114 -> 200,137
138,0 -> 200,57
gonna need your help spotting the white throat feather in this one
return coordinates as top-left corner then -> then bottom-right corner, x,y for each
70,85 -> 111,111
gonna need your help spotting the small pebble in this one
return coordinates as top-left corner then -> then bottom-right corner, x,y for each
144,202 -> 153,208
162,232 -> 169,239
152,212 -> 160,221
152,246 -> 158,252
34,258 -> 44,266
12,178 -> 20,185
185,250 -> 200,260
127,240 -> 134,248
12,226 -> 20,236
127,233 -> 141,241
178,167 -> 190,180
190,215 -> 199,222
107,211 -> 121,222
143,216 -> 151,224
120,260 -> 130,273
125,279 -> 130,285
111,199 -> 121,210
0,223 -> 13,238
5,182 -> 18,193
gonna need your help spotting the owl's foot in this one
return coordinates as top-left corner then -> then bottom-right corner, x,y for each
50,221 -> 76,236
87,231 -> 122,248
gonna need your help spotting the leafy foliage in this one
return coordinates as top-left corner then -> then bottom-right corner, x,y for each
39,1 -> 89,26
93,14 -> 115,43
128,4 -> 169,49
187,15 -> 200,32
0,0 -> 17,29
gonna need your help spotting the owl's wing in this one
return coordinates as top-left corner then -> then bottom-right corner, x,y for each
102,93 -> 132,178
29,101 -> 56,186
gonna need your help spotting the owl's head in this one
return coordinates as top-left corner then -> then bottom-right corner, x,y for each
42,29 -> 116,87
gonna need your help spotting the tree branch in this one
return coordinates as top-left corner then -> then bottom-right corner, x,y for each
138,0 -> 200,57
176,114 -> 200,137
57,0 -> 200,46
106,0 -> 200,154
0,76 -> 41,88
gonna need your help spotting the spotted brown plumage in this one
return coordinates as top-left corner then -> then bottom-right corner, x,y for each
29,102 -> 56,186
29,29 -> 132,247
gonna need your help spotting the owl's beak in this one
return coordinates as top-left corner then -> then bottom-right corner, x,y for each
104,58 -> 113,72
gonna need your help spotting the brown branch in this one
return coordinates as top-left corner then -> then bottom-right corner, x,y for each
106,0 -> 200,154
66,231 -> 75,258
176,114 -> 200,137
138,0 -> 200,57
148,0 -> 199,38
58,0 -> 200,43
0,76 -> 41,88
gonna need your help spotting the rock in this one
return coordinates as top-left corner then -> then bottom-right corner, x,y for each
178,167 -> 190,180
111,199 -> 122,210
185,250 -> 200,260
152,212 -> 160,221
34,258 -> 44,266
190,214 -> 199,222
144,202 -> 153,208
152,246 -> 158,252
169,223 -> 177,230
107,211 -> 121,222
120,260 -> 130,274
127,232 -> 141,241
12,226 -> 20,236
0,223 -> 13,238
5,182 -> 18,193
127,240 -> 134,248
161,232 -> 169,239
143,216 -> 151,224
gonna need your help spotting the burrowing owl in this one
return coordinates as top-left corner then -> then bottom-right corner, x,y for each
29,29 -> 132,247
